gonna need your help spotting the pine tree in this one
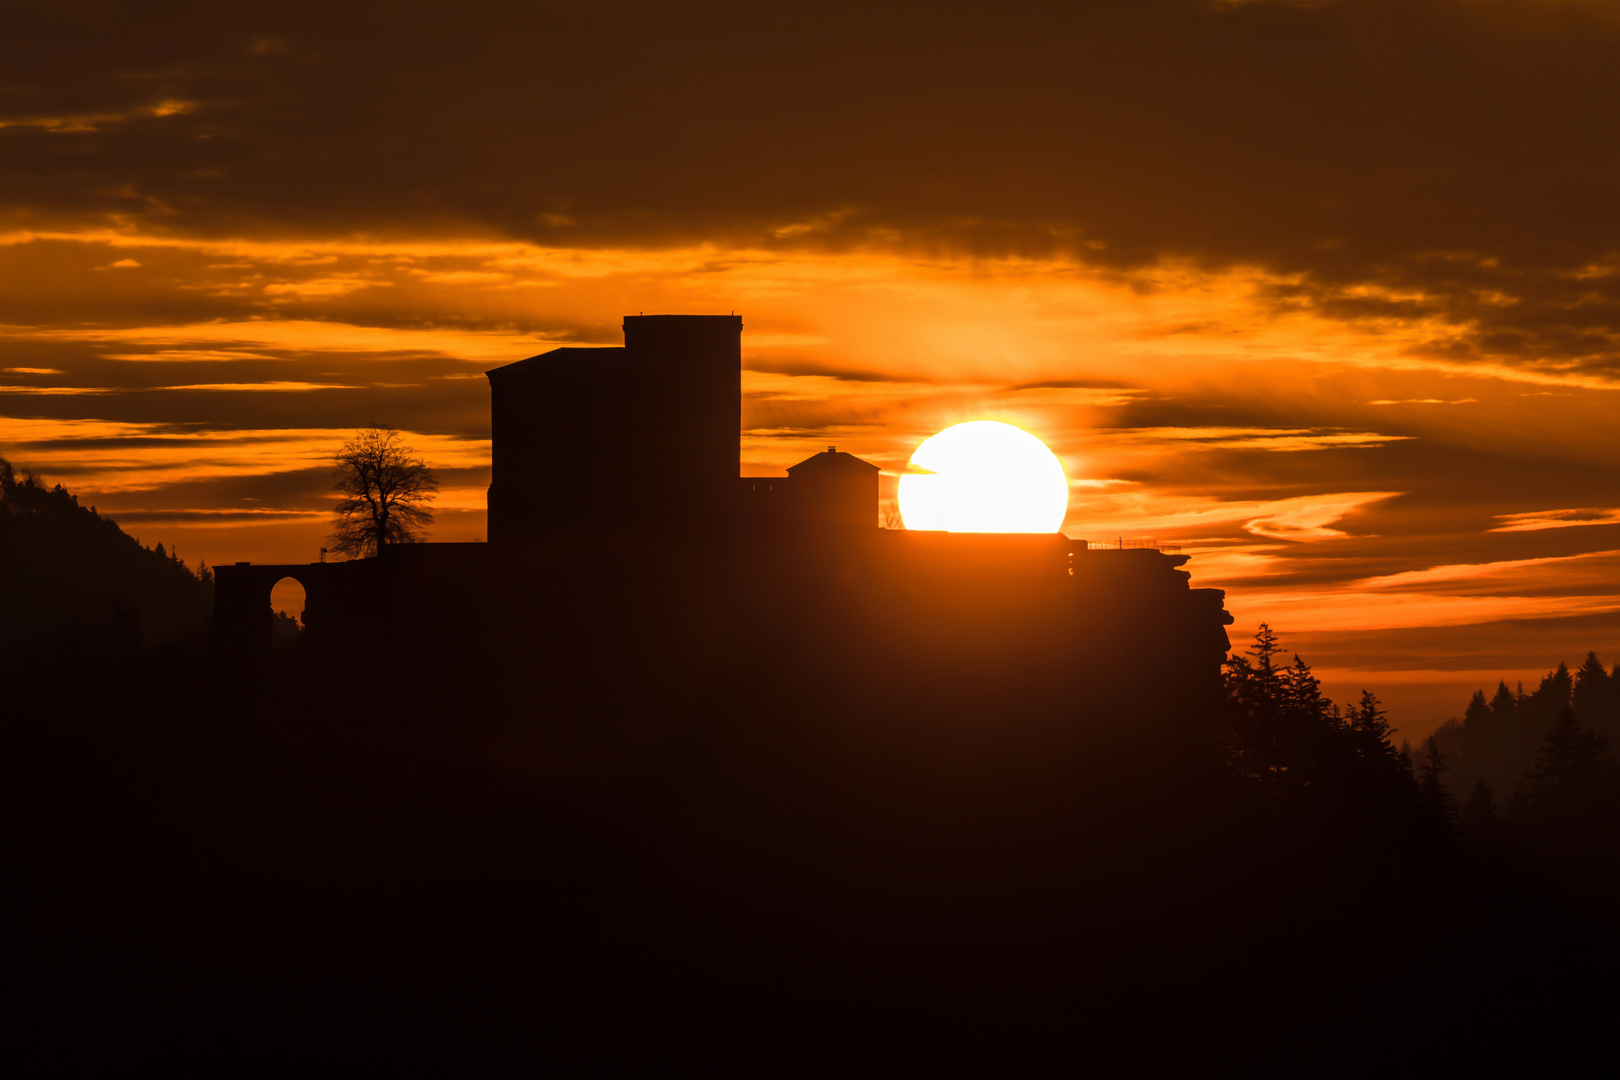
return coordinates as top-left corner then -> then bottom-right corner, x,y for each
1572,651 -> 1612,722
1527,706 -> 1612,805
1281,653 -> 1332,724
1489,681 -> 1517,723
1525,663 -> 1573,727
1463,689 -> 1491,732
1418,736 -> 1457,827
1218,651 -> 1258,779
1275,652 -> 1346,790
1349,690 -> 1399,770
1247,622 -> 1284,703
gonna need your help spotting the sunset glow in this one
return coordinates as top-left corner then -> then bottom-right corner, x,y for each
4,0 -> 1620,737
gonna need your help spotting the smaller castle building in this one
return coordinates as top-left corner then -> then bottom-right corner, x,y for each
739,447 -> 880,530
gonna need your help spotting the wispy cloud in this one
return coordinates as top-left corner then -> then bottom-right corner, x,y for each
2,421 -> 490,493
1491,508 -> 1620,532
1064,491 -> 1402,543
1245,492 -> 1405,541
1,385 -> 113,395
1354,550 -> 1620,593
159,381 -> 362,392
1366,398 -> 1478,405
1101,427 -> 1411,452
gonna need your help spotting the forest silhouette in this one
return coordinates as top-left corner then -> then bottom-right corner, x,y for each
7,454 -> 1618,1067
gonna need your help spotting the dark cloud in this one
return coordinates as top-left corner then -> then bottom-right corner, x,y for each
6,1 -> 1620,373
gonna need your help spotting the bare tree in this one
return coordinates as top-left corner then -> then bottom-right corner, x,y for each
328,427 -> 439,558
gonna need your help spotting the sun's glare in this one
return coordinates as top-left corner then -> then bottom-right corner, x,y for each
898,421 -> 1069,533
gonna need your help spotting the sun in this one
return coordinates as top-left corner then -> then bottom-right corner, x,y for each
898,421 -> 1069,533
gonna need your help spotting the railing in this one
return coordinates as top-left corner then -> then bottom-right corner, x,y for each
1086,538 -> 1182,554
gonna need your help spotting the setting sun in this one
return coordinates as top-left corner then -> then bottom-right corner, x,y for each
897,421 -> 1069,533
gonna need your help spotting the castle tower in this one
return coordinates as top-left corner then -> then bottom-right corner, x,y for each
485,314 -> 741,542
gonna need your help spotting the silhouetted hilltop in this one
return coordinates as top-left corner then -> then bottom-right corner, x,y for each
13,310 -> 1620,1064
0,457 -> 212,669
17,593 -> 1616,1067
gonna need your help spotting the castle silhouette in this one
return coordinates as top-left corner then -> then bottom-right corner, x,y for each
215,315 -> 1232,736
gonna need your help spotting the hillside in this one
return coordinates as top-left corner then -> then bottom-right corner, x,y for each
0,457 -> 213,668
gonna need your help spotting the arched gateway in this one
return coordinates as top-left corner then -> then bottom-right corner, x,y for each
213,561 -> 356,651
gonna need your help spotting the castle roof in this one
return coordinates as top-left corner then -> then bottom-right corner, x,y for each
485,346 -> 626,380
787,447 -> 880,475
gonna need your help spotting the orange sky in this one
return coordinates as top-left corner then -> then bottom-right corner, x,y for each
4,0 -> 1620,738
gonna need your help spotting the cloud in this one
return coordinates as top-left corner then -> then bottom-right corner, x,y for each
103,350 -> 280,362
2,421 -> 489,494
1366,398 -> 1478,405
1228,589 -> 1620,636
1244,492 -> 1405,541
1354,550 -> 1620,593
1103,427 -> 1411,453
2,385 -> 114,395
1063,490 -> 1404,544
5,1 -> 1620,383
1491,508 -> 1620,532
110,508 -> 327,524
158,381 -> 362,392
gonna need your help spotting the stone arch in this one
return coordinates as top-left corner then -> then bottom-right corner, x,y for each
213,561 -> 349,652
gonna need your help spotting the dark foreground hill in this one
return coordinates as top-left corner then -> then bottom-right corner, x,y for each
11,618 -> 1619,1066
0,458 -> 212,669
7,473 -> 1618,1069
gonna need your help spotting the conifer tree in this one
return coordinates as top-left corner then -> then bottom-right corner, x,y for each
1281,653 -> 1331,724
1489,681 -> 1517,722
1463,689 -> 1491,732
1220,638 -> 1270,781
1349,690 -> 1399,771
1247,622 -> 1284,698
1418,737 -> 1457,827
1527,706 -> 1612,805
1572,651 -> 1612,722
1525,663 -> 1573,727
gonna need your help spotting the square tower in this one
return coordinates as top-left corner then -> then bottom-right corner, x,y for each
485,314 -> 741,541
